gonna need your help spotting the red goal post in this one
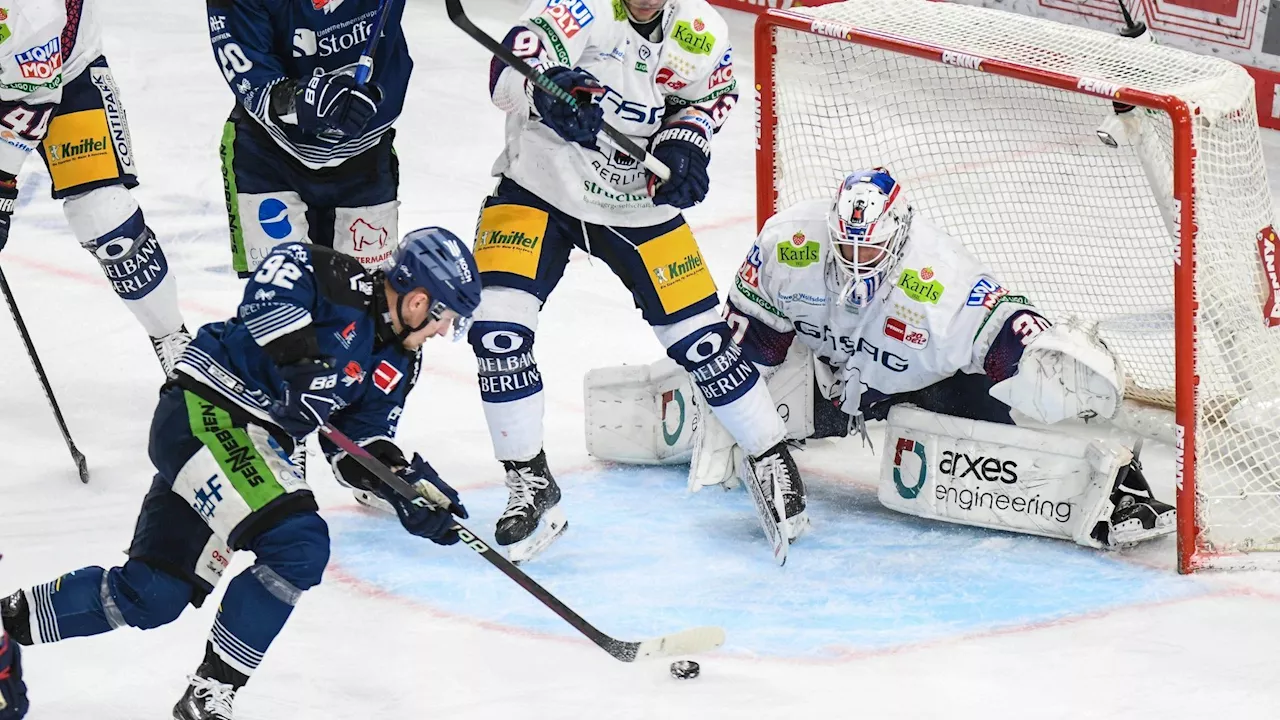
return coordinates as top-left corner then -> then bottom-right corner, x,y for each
754,0 -> 1280,572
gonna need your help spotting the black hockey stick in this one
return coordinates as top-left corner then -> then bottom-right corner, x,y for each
319,422 -> 724,662
444,0 -> 672,181
0,266 -> 89,483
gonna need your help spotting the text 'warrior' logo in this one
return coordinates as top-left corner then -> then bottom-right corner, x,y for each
893,438 -> 927,499
16,37 -> 61,80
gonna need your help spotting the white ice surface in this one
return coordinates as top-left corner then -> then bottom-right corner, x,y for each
3,1 -> 1280,718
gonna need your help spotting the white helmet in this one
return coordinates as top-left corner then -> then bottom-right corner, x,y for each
827,168 -> 913,310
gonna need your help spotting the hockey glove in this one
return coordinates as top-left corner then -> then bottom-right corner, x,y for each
0,174 -> 16,252
531,66 -> 605,148
270,357 -> 340,439
375,453 -> 469,545
295,72 -> 382,141
648,124 -> 711,209
0,632 -> 29,719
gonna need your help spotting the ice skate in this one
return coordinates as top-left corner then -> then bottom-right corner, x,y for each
172,669 -> 237,720
1106,460 -> 1175,546
754,441 -> 809,542
151,325 -> 192,377
495,450 -> 567,564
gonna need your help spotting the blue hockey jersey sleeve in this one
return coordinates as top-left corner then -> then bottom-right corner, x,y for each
207,0 -> 289,126
238,244 -> 319,349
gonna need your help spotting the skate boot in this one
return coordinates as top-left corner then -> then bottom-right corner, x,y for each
173,666 -> 238,720
0,591 -> 30,647
751,441 -> 810,543
1106,459 -> 1175,546
495,450 -> 567,564
152,325 -> 192,378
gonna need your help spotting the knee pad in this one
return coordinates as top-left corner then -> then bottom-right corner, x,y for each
65,186 -> 170,302
656,310 -> 760,407
247,512 -> 330,594
469,288 -> 543,405
108,560 -> 194,630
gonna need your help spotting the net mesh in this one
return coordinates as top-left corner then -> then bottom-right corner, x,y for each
764,0 -> 1280,565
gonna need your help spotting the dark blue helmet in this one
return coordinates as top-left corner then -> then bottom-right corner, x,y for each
385,227 -> 482,340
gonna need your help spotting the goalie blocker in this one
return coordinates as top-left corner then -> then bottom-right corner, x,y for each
585,346 -> 1173,549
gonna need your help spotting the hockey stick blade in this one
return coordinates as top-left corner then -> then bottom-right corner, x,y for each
627,625 -> 727,661
319,423 -> 724,662
0,266 -> 89,483
741,453 -> 787,566
443,0 -> 671,181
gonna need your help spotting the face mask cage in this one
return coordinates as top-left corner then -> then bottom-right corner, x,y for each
826,170 -> 912,310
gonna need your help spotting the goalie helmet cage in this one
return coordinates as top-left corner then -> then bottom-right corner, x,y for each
754,0 -> 1280,573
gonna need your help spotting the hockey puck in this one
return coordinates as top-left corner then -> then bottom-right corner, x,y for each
670,660 -> 700,679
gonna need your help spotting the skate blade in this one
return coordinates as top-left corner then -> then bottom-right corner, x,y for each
786,511 -> 811,543
1110,516 -> 1176,546
353,489 -> 396,516
506,507 -> 569,565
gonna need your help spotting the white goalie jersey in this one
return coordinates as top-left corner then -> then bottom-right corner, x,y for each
489,0 -> 738,226
727,198 -> 1043,405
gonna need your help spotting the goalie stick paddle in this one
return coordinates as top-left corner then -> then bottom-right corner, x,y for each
444,0 -> 672,182
319,422 -> 725,661
0,266 -> 89,483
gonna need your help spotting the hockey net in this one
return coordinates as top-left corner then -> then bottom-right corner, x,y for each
755,0 -> 1280,571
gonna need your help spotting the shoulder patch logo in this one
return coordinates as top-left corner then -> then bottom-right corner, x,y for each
776,233 -> 819,268
373,360 -> 404,394
897,268 -> 944,304
672,20 -> 715,55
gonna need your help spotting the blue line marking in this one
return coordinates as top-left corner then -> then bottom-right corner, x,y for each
330,466 -> 1203,658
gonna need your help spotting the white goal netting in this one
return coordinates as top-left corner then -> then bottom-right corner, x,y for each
760,0 -> 1280,569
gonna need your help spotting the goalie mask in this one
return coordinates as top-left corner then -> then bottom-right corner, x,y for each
827,168 -> 913,311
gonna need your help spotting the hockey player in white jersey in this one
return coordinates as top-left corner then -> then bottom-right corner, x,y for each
587,167 -> 1176,550
0,0 -> 189,372
470,0 -> 803,562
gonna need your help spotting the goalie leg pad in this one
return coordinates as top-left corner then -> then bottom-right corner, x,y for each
880,405 -> 1133,548
468,288 -> 545,462
65,186 -> 184,337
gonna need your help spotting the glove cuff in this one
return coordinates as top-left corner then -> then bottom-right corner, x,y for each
651,124 -> 711,157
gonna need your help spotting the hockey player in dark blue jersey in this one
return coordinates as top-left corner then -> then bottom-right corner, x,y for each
0,227 -> 481,720
207,0 -> 413,276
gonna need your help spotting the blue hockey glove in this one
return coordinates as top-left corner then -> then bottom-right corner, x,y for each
295,72 -> 382,141
0,632 -> 29,719
375,454 -> 469,545
532,66 -> 605,148
269,357 -> 340,439
0,174 -> 17,252
647,124 -> 711,209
